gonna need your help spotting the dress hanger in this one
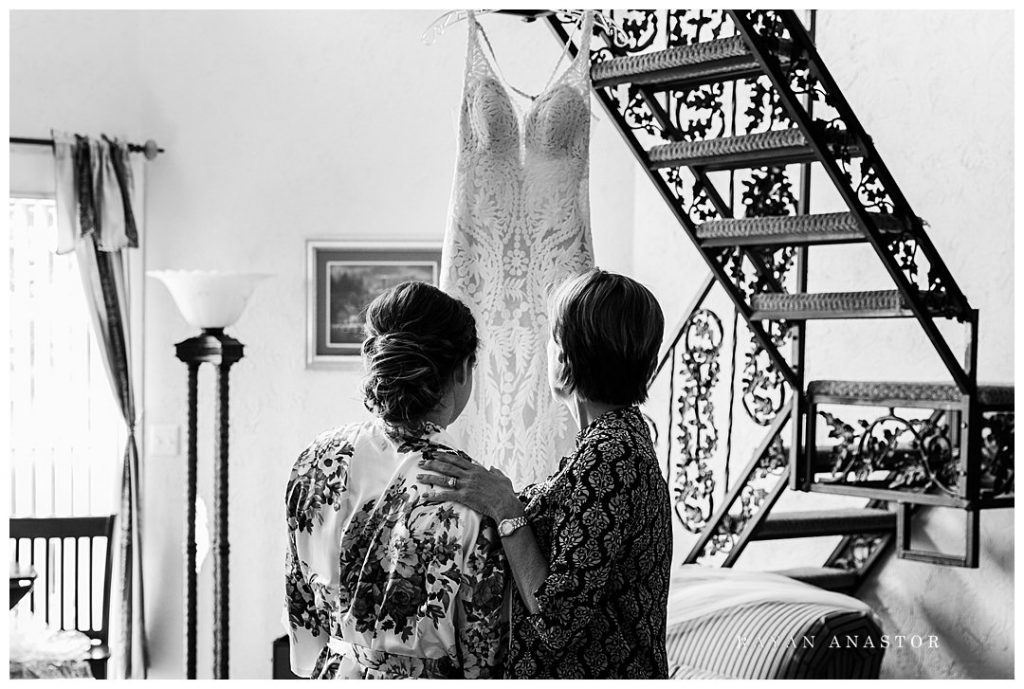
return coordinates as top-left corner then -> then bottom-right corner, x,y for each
472,10 -> 589,102
421,9 -> 627,48
423,9 -> 611,123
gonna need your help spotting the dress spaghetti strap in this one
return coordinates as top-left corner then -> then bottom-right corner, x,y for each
469,10 -> 593,101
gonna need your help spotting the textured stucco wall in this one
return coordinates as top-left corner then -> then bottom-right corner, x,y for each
635,10 -> 1013,680
813,11 -> 1014,679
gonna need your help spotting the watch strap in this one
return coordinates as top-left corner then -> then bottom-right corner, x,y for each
498,515 -> 528,537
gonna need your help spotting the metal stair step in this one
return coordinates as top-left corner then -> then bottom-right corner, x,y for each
752,508 -> 896,541
808,379 -> 1015,409
648,129 -> 864,172
591,36 -> 770,90
749,289 -> 949,320
771,566 -> 860,592
696,212 -> 905,247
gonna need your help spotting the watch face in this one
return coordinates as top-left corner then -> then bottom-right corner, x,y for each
498,522 -> 512,537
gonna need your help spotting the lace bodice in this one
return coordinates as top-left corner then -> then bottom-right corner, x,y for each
441,11 -> 595,487
464,32 -> 590,159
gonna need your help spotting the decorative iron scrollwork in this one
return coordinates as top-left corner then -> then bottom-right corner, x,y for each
611,10 -> 660,54
617,85 -> 661,136
741,344 -> 787,426
735,165 -> 797,426
816,407 -> 1014,499
980,412 -> 1014,496
829,534 -> 888,571
819,409 -> 959,495
668,9 -> 732,46
660,168 -> 719,224
719,244 -> 793,427
742,166 -> 799,219
669,83 -> 728,142
701,433 -> 788,561
672,309 -> 724,533
745,76 -> 793,133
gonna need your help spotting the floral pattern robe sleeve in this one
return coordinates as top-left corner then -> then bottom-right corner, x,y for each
285,528 -> 329,675
284,427 -> 354,676
456,517 -> 507,677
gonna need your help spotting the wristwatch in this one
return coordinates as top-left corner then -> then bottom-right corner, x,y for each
497,516 -> 528,538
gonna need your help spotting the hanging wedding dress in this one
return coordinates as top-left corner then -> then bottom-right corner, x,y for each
441,11 -> 595,488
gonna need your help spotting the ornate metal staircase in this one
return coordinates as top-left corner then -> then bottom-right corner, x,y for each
528,9 -> 1014,587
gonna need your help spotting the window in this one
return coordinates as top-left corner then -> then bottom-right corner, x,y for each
8,196 -> 124,518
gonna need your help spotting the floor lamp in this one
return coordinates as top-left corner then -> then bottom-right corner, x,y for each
149,270 -> 269,679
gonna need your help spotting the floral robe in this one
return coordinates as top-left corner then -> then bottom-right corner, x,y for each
284,420 -> 507,679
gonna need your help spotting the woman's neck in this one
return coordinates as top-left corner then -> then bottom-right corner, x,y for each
419,401 -> 454,429
572,396 -> 627,430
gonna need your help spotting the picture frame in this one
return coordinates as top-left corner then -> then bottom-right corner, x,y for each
306,240 -> 443,367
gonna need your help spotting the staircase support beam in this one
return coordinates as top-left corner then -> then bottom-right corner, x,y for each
683,403 -> 793,564
721,466 -> 790,567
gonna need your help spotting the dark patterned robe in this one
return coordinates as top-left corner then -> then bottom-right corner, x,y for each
284,420 -> 507,678
507,406 -> 672,678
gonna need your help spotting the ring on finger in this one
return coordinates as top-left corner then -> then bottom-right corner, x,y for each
447,476 -> 457,489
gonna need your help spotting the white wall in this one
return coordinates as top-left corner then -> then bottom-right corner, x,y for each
814,11 -> 1014,679
634,10 -> 1014,680
10,9 -> 634,679
9,9 -> 1013,681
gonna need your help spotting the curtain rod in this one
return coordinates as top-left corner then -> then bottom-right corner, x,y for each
10,136 -> 164,160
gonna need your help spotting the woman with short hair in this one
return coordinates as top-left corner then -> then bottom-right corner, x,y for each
284,281 -> 506,679
420,268 -> 672,679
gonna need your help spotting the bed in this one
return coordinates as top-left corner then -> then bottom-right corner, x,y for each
665,566 -> 885,679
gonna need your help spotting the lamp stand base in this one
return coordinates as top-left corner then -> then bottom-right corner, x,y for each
175,327 -> 244,679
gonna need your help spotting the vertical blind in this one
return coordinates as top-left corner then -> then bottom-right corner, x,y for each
8,197 -> 122,630
8,196 -> 123,518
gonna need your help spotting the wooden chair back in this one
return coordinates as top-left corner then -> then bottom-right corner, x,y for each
9,515 -> 116,646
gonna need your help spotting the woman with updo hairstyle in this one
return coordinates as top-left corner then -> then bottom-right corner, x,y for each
360,280 -> 478,431
284,281 -> 506,679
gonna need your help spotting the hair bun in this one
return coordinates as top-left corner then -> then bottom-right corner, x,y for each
359,282 -> 477,427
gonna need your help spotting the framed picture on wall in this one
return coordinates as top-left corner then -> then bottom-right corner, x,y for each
306,240 -> 442,366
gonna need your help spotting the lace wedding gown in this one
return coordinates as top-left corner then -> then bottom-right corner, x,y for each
441,11 -> 595,487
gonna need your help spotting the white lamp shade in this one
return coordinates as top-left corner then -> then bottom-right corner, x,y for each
148,270 -> 271,329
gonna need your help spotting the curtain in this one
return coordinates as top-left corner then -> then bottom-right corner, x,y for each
53,131 -> 148,678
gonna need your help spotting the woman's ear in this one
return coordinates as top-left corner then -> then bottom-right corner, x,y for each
453,354 -> 475,385
547,336 -> 571,400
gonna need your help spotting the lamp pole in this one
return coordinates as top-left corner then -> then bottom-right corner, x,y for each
175,328 -> 244,680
